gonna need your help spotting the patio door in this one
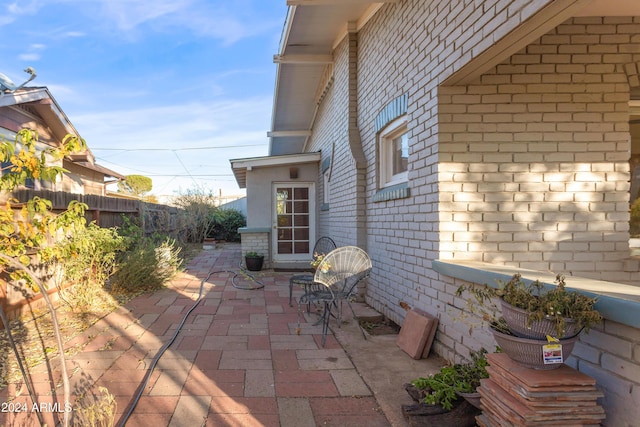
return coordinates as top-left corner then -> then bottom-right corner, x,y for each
272,183 -> 315,262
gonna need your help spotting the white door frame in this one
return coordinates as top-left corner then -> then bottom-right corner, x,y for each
272,182 -> 316,263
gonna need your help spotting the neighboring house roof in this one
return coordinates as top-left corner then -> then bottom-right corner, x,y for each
230,152 -> 321,188
0,86 -> 79,142
0,86 -> 124,184
70,161 -> 125,181
269,0 -> 640,157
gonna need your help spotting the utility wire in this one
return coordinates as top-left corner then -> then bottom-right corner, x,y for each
92,144 -> 264,151
172,150 -> 199,188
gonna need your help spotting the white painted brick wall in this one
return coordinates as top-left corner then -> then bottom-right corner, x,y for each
303,1 -> 640,424
240,232 -> 269,268
437,18 -> 639,286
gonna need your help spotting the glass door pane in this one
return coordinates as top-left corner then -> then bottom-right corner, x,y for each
275,185 -> 311,255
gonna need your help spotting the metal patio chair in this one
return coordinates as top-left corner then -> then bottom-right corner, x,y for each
288,236 -> 337,306
297,246 -> 372,346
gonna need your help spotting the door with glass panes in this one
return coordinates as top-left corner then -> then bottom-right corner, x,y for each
272,184 -> 315,262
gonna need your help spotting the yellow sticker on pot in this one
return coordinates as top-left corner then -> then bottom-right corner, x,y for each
543,343 -> 563,365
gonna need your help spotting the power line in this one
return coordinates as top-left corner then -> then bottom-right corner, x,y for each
91,144 -> 264,151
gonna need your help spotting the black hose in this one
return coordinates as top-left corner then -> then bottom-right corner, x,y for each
118,266 -> 264,426
0,303 -> 46,426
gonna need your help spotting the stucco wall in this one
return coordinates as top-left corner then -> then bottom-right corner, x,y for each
244,163 -> 318,229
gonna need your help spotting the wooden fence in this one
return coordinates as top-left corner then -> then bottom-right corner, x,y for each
1,189 -> 180,236
0,190 -> 182,323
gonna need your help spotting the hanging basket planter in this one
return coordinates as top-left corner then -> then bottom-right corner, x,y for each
491,327 -> 579,370
500,299 -> 582,340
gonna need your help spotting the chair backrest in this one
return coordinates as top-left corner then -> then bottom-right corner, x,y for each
313,246 -> 372,293
312,237 -> 337,260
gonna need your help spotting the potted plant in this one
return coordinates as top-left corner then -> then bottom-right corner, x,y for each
456,273 -> 602,369
408,348 -> 489,409
402,349 -> 488,426
244,251 -> 264,271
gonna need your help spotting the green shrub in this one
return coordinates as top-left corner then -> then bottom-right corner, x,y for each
172,189 -> 218,243
60,223 -> 126,285
207,208 -> 245,242
110,238 -> 182,293
56,223 -> 126,313
631,198 -> 640,237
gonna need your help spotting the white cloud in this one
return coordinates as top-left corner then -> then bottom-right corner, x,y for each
96,0 -> 280,45
99,0 -> 194,32
18,53 -> 41,61
18,43 -> 46,61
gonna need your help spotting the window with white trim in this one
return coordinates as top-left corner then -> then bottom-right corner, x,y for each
379,116 -> 408,188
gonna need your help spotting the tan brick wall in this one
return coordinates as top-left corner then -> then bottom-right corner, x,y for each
304,2 -> 640,424
438,17 -> 639,284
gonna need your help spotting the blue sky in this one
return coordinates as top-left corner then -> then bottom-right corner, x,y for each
0,0 -> 288,200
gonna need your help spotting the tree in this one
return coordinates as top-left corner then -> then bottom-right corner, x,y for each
0,129 -> 88,427
118,174 -> 153,198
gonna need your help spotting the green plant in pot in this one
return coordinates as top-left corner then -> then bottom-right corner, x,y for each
407,348 -> 489,411
458,273 -> 602,339
244,251 -> 264,271
456,273 -> 602,369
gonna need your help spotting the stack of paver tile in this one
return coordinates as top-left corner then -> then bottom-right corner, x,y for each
476,353 -> 606,426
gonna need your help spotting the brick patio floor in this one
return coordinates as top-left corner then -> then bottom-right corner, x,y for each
0,243 -> 393,427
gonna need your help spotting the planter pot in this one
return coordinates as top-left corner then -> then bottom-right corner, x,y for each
491,327 -> 579,370
402,399 -> 480,427
245,256 -> 264,271
456,391 -> 481,410
500,299 -> 582,340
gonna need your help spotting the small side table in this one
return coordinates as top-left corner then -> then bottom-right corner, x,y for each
289,274 -> 314,307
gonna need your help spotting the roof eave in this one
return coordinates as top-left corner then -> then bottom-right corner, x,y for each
230,152 -> 321,188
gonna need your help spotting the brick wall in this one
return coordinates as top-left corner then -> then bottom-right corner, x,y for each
307,37 -> 364,248
240,231 -> 270,268
305,2 -> 640,424
442,274 -> 640,427
438,17 -> 639,283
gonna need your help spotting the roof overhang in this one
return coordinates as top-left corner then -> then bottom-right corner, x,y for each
0,87 -> 82,143
2,87 -> 125,182
269,1 -> 395,156
272,0 -> 640,151
67,160 -> 126,181
230,152 -> 321,188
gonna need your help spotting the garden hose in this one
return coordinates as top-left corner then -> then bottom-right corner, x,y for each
118,265 -> 264,426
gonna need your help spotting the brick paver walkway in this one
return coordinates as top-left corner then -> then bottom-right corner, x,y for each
0,243 -> 390,426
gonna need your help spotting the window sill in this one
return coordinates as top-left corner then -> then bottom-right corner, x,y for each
373,182 -> 410,202
432,259 -> 640,329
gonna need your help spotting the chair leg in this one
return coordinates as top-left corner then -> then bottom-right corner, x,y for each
296,298 -> 303,333
289,280 -> 294,307
321,302 -> 331,347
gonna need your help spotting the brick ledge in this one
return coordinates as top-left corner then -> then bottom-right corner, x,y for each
433,259 -> 640,329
